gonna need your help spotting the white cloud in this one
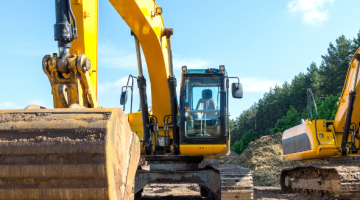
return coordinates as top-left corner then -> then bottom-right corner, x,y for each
0,102 -> 22,109
241,77 -> 281,92
173,55 -> 208,69
98,77 -> 129,94
99,54 -> 137,69
287,0 -> 334,26
0,99 -> 50,110
98,42 -> 138,69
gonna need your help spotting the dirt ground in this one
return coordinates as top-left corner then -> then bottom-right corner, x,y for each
136,134 -> 349,200
138,184 -> 337,200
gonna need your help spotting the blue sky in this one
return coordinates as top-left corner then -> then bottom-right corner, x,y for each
0,0 -> 359,119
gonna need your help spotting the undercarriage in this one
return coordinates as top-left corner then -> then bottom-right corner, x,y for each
135,157 -> 254,200
281,157 -> 360,199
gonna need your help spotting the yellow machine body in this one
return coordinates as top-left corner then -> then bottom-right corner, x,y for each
282,120 -> 338,161
282,47 -> 360,161
127,111 -> 229,158
109,0 -> 171,128
0,0 -> 246,199
42,0 -> 99,109
108,0 -> 230,159
280,47 -> 360,198
70,0 -> 99,98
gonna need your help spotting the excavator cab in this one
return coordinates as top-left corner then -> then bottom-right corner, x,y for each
179,67 -> 243,157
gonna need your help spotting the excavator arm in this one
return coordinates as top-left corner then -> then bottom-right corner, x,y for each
42,0 -> 179,154
42,0 -> 99,108
43,0 -> 173,113
110,0 -> 173,120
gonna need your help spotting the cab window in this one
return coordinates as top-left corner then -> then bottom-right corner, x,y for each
184,76 -> 221,138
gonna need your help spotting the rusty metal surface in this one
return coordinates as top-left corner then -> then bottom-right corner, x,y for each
0,107 -> 140,200
42,53 -> 100,109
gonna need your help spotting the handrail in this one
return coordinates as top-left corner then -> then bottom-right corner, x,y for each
307,88 -> 320,145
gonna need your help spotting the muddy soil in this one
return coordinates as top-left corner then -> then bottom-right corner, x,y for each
137,184 -> 337,200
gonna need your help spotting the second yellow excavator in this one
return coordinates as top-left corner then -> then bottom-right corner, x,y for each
0,0 -> 254,199
280,48 -> 360,198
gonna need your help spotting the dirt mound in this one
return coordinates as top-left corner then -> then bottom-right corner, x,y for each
228,132 -> 327,186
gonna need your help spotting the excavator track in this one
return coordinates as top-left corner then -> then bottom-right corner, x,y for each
281,158 -> 360,199
0,107 -> 140,200
210,164 -> 254,200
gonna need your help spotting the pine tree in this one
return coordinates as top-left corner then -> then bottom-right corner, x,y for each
320,35 -> 353,96
317,94 -> 339,120
230,31 -> 359,150
352,30 -> 360,52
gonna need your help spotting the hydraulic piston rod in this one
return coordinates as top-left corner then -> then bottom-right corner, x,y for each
54,0 -> 78,73
132,32 -> 152,155
341,53 -> 360,155
164,28 -> 180,154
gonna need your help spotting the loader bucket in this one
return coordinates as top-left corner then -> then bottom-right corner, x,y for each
0,107 -> 140,200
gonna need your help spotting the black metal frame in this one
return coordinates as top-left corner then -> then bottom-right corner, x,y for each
54,0 -> 78,48
120,75 -> 136,113
179,73 -> 228,145
164,29 -> 180,154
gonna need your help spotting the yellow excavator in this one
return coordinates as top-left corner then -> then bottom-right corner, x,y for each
0,0 -> 253,199
281,48 -> 360,198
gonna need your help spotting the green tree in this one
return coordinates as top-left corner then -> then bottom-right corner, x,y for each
230,30 -> 360,148
231,129 -> 255,155
301,94 -> 340,121
317,94 -> 339,120
352,29 -> 360,52
270,106 -> 301,135
307,62 -> 322,99
319,35 -> 353,97
231,140 -> 242,155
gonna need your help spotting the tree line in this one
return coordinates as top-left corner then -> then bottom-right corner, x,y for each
230,31 -> 360,155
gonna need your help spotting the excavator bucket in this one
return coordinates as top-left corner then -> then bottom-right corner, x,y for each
0,107 -> 140,200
